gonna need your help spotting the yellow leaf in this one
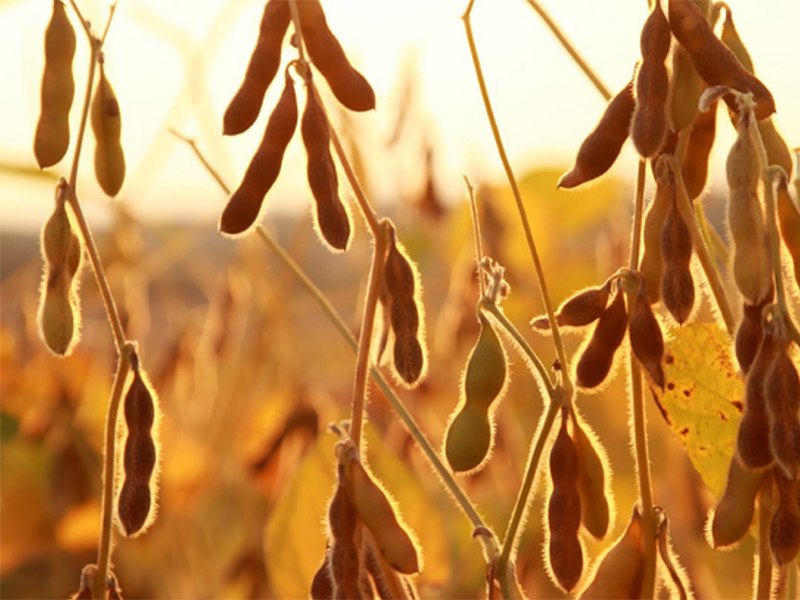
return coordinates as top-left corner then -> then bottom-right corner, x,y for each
652,323 -> 743,499
263,433 -> 335,599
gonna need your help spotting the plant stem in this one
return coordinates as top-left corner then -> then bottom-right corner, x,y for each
172,134 -> 500,559
91,341 -> 135,600
628,158 -> 656,600
288,0 -> 381,238
464,176 -> 486,298
671,159 -> 736,335
349,220 -> 391,449
462,0 -> 570,397
521,0 -> 611,101
482,301 -> 555,399
497,396 -> 561,599
255,227 -> 498,558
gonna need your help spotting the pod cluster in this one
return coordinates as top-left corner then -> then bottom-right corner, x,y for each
117,357 -> 160,537
312,446 -> 420,599
38,184 -> 83,357
538,277 -> 666,392
546,410 -> 613,592
559,0 -> 785,193
220,0 -> 375,246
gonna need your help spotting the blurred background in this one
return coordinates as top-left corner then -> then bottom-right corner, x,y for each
1,0 -> 799,597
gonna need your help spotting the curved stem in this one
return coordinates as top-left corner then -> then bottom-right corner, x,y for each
628,159 -> 656,599
349,221 -> 391,449
462,0 -> 571,399
91,342 -> 135,599
521,0 -> 611,101
497,396 -> 561,598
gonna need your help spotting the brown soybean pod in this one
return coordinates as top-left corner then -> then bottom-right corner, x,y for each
91,63 -> 126,197
628,284 -> 665,389
310,547 -> 333,600
117,367 -> 159,536
737,329 -> 779,470
575,286 -> 628,389
709,454 -> 764,548
534,281 -> 611,330
222,0 -> 291,136
771,472 -> 800,565
639,159 -> 674,303
765,341 -> 800,479
735,285 -> 773,375
301,86 -> 352,251
777,179 -> 800,287
558,80 -> 635,189
661,194 -> 695,324
34,0 -> 76,169
297,0 -> 375,112
220,74 -> 298,235
682,101 -> 718,200
631,2 -> 671,158
667,0 -> 775,121
727,116 -> 771,305
580,507 -> 646,600
349,460 -> 420,575
573,419 -> 610,540
547,415 -> 582,592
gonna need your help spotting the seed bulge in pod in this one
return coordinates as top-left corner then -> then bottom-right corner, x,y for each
91,64 -> 125,197
770,472 -> 800,565
735,288 -> 773,375
681,101 -> 718,201
558,80 -> 635,189
708,454 -> 764,548
737,330 -> 779,470
579,507 -> 645,599
574,420 -> 611,540
533,282 -> 611,330
575,287 -> 628,389
765,341 -> 800,479
629,284 -> 665,388
445,404 -> 492,474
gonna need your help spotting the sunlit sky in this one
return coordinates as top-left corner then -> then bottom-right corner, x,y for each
1,0 -> 798,232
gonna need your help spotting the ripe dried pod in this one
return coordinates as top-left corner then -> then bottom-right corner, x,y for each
770,471 -> 800,565
446,313 -> 506,473
727,115 -> 771,305
579,507 -> 645,600
301,85 -> 352,251
558,80 -> 635,189
34,0 -> 76,168
737,328 -> 779,470
573,419 -> 611,540
547,414 -> 583,592
117,365 -> 160,537
765,339 -> 800,479
777,178 -> 800,287
533,281 -> 611,330
661,193 -> 695,324
327,464 -> 363,599
38,192 -> 83,356
222,0 -> 291,136
296,0 -> 375,112
735,287 -> 773,375
630,1 -> 671,157
639,159 -> 674,303
628,283 -> 665,389
310,549 -> 333,600
220,73 -> 298,235
708,454 -> 765,548
349,459 -> 420,575
682,101 -> 718,200
575,286 -> 628,389
91,63 -> 125,197
668,43 -> 704,133
383,237 -> 427,387
668,0 -> 775,120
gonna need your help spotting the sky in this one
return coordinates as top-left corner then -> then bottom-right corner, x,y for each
1,0 -> 799,232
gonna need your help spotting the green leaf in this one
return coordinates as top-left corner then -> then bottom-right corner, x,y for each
652,323 -> 743,499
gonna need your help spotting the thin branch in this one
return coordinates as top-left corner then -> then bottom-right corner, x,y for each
464,176 -> 486,298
